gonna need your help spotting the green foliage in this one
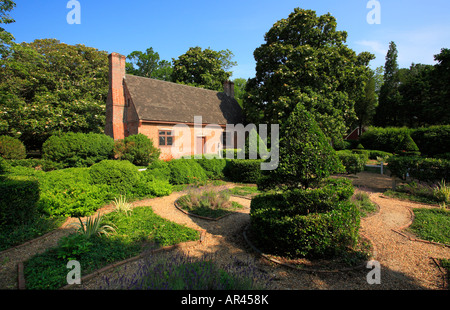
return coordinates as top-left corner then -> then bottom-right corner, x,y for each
0,175 -> 40,227
42,132 -> 114,168
89,160 -> 141,195
387,156 -> 450,183
56,234 -> 93,261
0,39 -> 108,150
24,206 -> 200,289
244,8 -> 374,144
410,125 -> 450,157
359,127 -> 419,154
37,168 -> 112,217
224,159 -> 263,184
337,150 -> 367,174
144,159 -> 171,181
0,156 -> 10,174
126,47 -> 173,81
259,104 -> 343,190
171,46 -> 236,91
409,208 -> 450,244
70,212 -> 116,239
0,135 -> 26,159
195,157 -> 227,179
117,133 -> 160,166
250,178 -> 359,258
167,158 -> 208,185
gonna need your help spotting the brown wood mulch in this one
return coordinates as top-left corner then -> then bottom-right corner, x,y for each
1,173 -> 449,290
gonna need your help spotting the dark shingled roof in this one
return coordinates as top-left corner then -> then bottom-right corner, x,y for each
124,74 -> 243,125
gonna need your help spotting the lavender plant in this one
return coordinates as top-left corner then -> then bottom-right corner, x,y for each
100,253 -> 273,290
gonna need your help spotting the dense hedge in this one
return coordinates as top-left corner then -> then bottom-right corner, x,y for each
167,158 -> 208,185
224,159 -> 264,183
250,178 -> 359,258
89,160 -> 142,194
0,176 -> 40,227
115,133 -> 160,166
359,127 -> 419,155
0,135 -> 26,160
387,156 -> 450,182
410,125 -> 450,157
195,157 -> 227,180
42,132 -> 114,168
337,150 -> 367,174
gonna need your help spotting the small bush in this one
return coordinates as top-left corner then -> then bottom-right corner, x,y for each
116,134 -> 160,166
42,132 -> 114,168
167,158 -> 208,185
0,176 -> 40,227
0,135 -> 26,159
250,191 -> 360,258
250,178 -> 358,258
89,160 -> 141,195
7,158 -> 64,171
337,150 -> 367,174
224,159 -> 263,184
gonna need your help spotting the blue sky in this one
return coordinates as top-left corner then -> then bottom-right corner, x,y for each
5,0 -> 450,79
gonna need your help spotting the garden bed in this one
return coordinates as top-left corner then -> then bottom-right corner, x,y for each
174,186 -> 246,221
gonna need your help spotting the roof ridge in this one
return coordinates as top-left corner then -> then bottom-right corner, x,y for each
124,74 -> 224,94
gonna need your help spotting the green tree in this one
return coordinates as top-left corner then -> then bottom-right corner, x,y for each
354,68 -> 378,133
244,8 -> 373,145
0,0 -> 15,58
258,103 -> 343,191
374,41 -> 402,127
232,78 -> 247,107
126,47 -> 173,81
430,48 -> 450,125
0,39 -> 108,150
171,46 -> 236,91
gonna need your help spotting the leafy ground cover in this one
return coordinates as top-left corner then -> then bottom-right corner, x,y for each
23,206 -> 199,289
407,207 -> 450,244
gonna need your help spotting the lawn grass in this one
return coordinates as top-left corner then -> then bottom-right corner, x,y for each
408,208 -> 450,244
351,191 -> 378,218
23,206 -> 200,289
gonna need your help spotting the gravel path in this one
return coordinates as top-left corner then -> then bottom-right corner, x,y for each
1,173 -> 449,290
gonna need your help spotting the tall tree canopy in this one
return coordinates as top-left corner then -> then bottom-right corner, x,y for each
0,39 -> 109,150
171,46 -> 237,91
126,47 -> 173,81
244,8 -> 374,144
374,41 -> 401,127
0,0 -> 15,58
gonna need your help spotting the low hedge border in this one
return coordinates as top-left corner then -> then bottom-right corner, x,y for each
242,224 -> 375,273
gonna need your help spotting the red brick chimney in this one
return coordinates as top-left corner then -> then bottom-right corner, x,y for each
105,52 -> 126,140
223,80 -> 235,98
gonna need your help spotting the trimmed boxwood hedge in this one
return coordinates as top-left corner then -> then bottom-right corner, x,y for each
249,178 -> 359,258
387,156 -> 450,182
224,159 -> 263,184
167,158 -> 208,185
0,176 -> 40,227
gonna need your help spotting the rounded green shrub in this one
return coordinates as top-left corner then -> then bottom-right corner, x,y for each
89,160 -> 141,194
196,157 -> 227,179
224,159 -> 263,183
42,132 -> 114,168
0,135 -> 26,160
144,159 -> 172,181
167,158 -> 208,185
118,133 -> 160,166
337,150 -> 366,174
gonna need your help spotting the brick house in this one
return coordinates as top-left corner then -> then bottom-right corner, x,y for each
105,52 -> 243,160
